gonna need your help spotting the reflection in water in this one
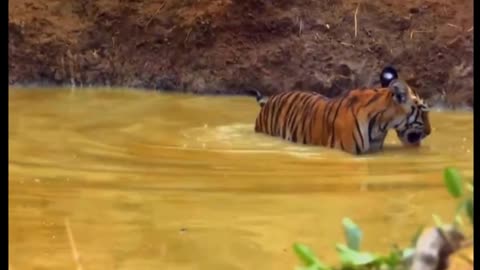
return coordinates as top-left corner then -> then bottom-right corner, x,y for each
9,88 -> 473,270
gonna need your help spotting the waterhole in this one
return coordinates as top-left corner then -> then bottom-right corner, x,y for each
9,88 -> 473,270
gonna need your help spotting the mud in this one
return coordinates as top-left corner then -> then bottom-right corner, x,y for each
8,0 -> 473,108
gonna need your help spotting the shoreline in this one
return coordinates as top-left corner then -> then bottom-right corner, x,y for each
9,0 -> 473,108
8,85 -> 474,111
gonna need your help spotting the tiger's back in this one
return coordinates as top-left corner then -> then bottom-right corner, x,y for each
254,91 -> 327,145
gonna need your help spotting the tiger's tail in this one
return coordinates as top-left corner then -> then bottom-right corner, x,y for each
247,89 -> 268,107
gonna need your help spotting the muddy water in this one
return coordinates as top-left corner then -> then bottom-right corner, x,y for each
9,88 -> 473,270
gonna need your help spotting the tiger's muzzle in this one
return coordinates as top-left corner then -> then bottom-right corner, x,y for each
397,129 -> 429,147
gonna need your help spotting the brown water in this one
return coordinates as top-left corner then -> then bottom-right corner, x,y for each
9,88 -> 473,270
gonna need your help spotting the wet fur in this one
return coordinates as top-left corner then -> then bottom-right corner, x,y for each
254,89 -> 413,154
251,67 -> 431,155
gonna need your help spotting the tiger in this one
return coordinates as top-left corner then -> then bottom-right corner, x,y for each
251,66 -> 431,155
379,67 -> 431,148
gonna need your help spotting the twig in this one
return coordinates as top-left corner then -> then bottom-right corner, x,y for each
410,225 -> 466,270
460,239 -> 474,249
447,36 -> 462,46
447,23 -> 461,30
145,2 -> 165,28
60,55 -> 66,79
65,218 -> 84,270
467,26 -> 473,32
456,253 -> 474,265
409,30 -> 430,40
298,17 -> 303,37
453,239 -> 474,265
354,4 -> 360,38
184,28 -> 192,46
66,50 -> 76,90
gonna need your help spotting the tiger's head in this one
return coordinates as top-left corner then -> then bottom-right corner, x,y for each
380,66 -> 432,147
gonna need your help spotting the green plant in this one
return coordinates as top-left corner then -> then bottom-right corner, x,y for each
293,217 -> 412,270
292,167 -> 473,270
442,167 -> 473,226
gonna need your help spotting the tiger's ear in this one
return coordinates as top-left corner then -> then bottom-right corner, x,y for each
389,80 -> 410,104
380,66 -> 399,87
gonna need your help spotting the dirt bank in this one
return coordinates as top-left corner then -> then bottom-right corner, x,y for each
8,0 -> 473,108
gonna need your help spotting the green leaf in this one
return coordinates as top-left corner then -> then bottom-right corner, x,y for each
376,250 -> 403,267
336,244 -> 377,266
454,198 -> 473,226
379,262 -> 394,270
453,214 -> 464,228
410,225 -> 424,247
465,198 -> 473,224
443,167 -> 464,198
293,243 -> 328,269
432,214 -> 444,227
295,266 -> 323,270
455,200 -> 467,215
402,248 -> 415,260
342,218 -> 362,251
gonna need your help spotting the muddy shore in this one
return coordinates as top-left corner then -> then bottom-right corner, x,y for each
9,0 -> 473,108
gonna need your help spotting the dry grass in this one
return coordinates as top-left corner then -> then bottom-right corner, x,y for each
354,4 -> 359,38
409,30 -> 431,40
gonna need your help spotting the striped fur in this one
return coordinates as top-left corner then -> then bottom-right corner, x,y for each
380,67 -> 431,147
252,67 -> 431,155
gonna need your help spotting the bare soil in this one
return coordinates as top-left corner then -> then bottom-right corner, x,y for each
8,0 -> 473,108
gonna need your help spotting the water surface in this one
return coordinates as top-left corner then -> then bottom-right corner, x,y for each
9,88 -> 473,270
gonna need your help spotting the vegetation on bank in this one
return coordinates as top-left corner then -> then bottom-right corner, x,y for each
292,167 -> 473,270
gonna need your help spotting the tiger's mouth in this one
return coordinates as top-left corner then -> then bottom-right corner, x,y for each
407,131 -> 422,143
405,131 -> 422,146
